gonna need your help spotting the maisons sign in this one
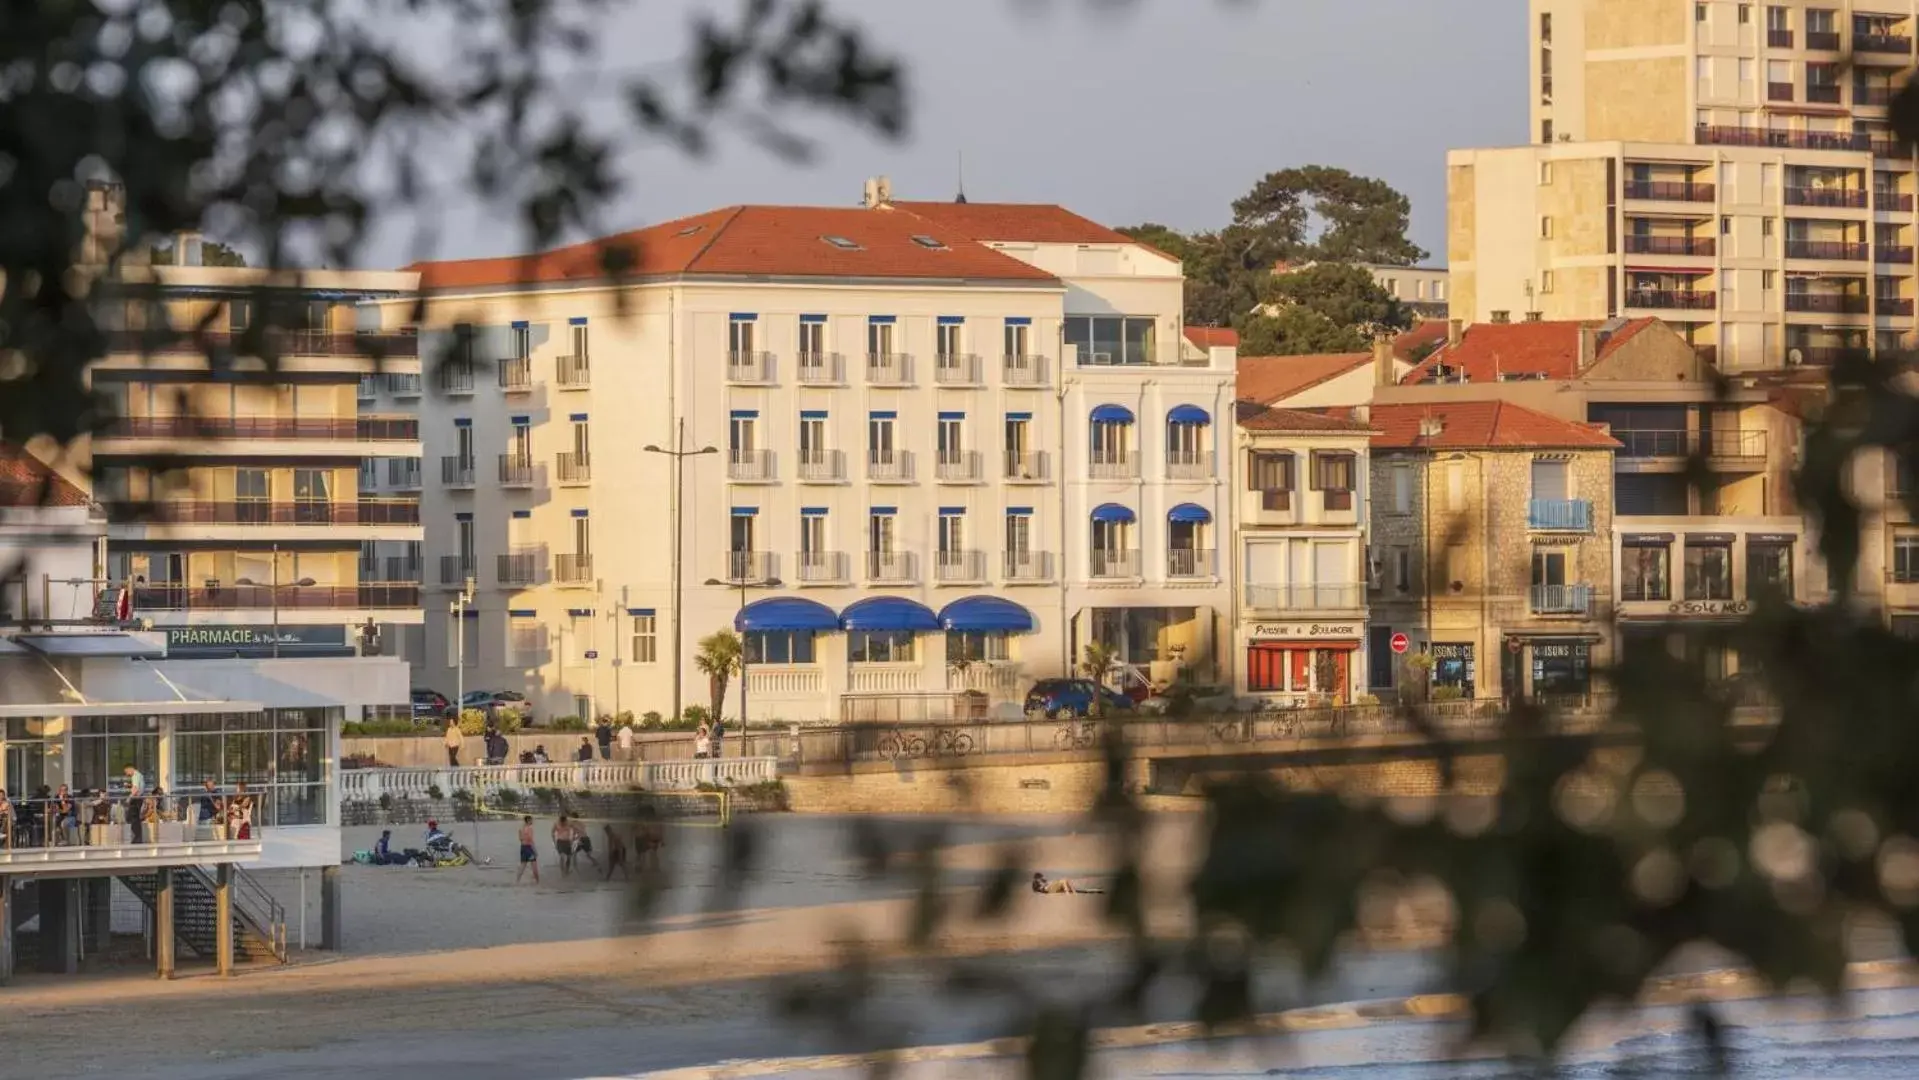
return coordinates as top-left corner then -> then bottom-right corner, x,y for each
1249,621 -> 1363,641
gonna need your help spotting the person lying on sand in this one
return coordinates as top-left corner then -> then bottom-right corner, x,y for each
1032,872 -> 1103,895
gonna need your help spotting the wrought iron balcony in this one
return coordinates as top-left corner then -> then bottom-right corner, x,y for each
1530,583 -> 1595,616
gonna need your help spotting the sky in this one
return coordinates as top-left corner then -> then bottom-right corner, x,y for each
365,0 -> 1526,270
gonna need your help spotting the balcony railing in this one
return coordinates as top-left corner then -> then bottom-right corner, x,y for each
105,328 -> 420,358
795,352 -> 843,385
1005,451 -> 1049,482
1528,498 -> 1593,532
725,550 -> 777,584
934,550 -> 986,583
1807,30 -> 1841,50
1089,452 -> 1140,480
1786,239 -> 1870,261
498,454 -> 537,486
383,556 -> 421,583
1624,180 -> 1715,202
438,363 -> 475,395
357,377 -> 377,401
795,551 -> 849,584
101,415 -> 420,442
1530,583 -> 1596,616
1696,125 -> 1868,151
1614,429 -> 1769,458
1785,344 -> 1856,365
1882,297 -> 1917,316
867,451 -> 914,483
796,449 -> 845,482
935,451 -> 984,483
554,553 -> 594,585
1768,28 -> 1794,47
439,556 -> 475,586
1767,81 -> 1795,102
1623,235 -> 1716,256
1857,32 -> 1913,53
1166,450 -> 1215,480
108,499 -> 422,526
1004,551 -> 1054,582
1861,85 -> 1898,107
1807,84 -> 1842,104
1243,583 -> 1364,611
1003,354 -> 1047,386
866,352 -> 912,386
556,451 -> 591,485
1166,548 -> 1215,579
556,354 -> 591,389
129,582 -> 421,611
499,358 -> 532,392
727,448 -> 776,482
497,550 -> 545,587
1785,292 -> 1871,312
867,551 -> 916,584
933,353 -> 982,385
441,456 -> 475,487
1786,186 -> 1868,208
1628,289 -> 1717,310
1874,138 -> 1908,159
383,372 -> 423,398
1879,245 -> 1916,264
1089,549 -> 1141,579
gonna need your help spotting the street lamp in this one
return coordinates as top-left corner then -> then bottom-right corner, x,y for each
704,574 -> 781,729
450,576 -> 476,720
643,418 -> 718,725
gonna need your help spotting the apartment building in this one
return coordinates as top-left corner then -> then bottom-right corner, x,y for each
393,192 -> 1232,722
1232,404 -> 1375,702
1365,264 -> 1452,319
0,448 -> 103,623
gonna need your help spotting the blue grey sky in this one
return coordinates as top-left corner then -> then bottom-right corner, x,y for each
375,0 -> 1524,269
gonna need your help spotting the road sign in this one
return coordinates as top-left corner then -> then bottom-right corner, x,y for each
1389,632 -> 1410,655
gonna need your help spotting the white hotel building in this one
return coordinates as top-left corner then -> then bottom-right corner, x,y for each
386,192 -> 1235,723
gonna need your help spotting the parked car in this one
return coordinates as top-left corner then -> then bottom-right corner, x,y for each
1023,679 -> 1135,719
459,689 -> 530,719
411,689 -> 452,720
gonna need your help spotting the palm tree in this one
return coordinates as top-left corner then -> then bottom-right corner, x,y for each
694,630 -> 743,725
1079,641 -> 1120,717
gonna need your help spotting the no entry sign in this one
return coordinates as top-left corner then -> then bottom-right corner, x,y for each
1389,632 -> 1410,655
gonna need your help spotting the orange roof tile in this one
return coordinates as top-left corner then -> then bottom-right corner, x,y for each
1392,319 -> 1451,361
409,206 -> 1060,290
1234,402 -> 1375,433
1400,318 -> 1659,384
1184,326 -> 1239,350
1235,352 -> 1373,405
885,201 -> 1141,246
1368,401 -> 1621,451
0,446 -> 89,507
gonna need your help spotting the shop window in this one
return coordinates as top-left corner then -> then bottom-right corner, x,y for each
1684,539 -> 1734,600
1530,641 -> 1593,697
1746,540 -> 1794,600
1430,644 -> 1476,697
1246,645 -> 1351,701
848,630 -> 916,663
946,631 -> 1010,664
1622,541 -> 1672,601
746,630 -> 817,665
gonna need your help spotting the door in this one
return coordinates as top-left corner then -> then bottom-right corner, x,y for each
869,417 -> 895,464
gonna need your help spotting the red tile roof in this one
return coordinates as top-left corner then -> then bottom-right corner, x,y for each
1234,402 -> 1375,433
885,202 -> 1141,246
0,446 -> 90,507
1393,319 -> 1451,361
1369,401 -> 1621,451
410,206 -> 1061,290
1400,318 -> 1658,384
1235,352 -> 1373,405
1184,326 -> 1239,350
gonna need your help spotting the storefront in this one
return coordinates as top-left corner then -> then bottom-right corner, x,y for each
1429,643 -> 1475,698
1242,620 -> 1363,703
1501,635 -> 1597,700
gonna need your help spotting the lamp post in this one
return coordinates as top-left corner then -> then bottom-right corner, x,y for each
643,419 -> 718,725
450,576 -> 476,721
704,574 -> 781,729
266,543 -> 316,659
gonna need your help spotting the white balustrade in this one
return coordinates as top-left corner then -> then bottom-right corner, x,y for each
746,667 -> 824,695
340,757 -> 777,799
848,664 -> 923,693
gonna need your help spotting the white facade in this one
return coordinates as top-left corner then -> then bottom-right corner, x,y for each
0,500 -> 103,624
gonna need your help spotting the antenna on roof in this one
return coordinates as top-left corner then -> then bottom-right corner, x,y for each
955,150 -> 968,204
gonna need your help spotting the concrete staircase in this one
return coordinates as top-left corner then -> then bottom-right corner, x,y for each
119,866 -> 285,964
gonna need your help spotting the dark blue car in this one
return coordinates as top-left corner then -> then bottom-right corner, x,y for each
1023,679 -> 1134,719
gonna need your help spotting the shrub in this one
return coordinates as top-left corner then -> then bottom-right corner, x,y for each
451,789 -> 475,804
641,710 -> 664,730
532,786 -> 561,806
680,705 -> 712,728
377,793 -> 393,812
456,708 -> 493,736
342,720 -> 421,737
425,784 -> 445,801
547,715 -> 589,732
494,788 -> 522,809
1431,685 -> 1466,702
1352,693 -> 1380,707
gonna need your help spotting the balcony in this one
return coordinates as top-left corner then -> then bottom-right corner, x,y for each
1166,451 -> 1216,481
1003,354 -> 1048,386
498,454 -> 538,487
130,582 -> 421,611
1768,28 -> 1793,47
1861,86 -> 1898,107
795,551 -> 849,584
439,556 -> 475,586
1696,125 -> 1868,152
556,354 -> 591,389
1004,551 -> 1054,583
727,448 -> 776,483
1528,498 -> 1593,532
1089,549 -> 1141,580
934,550 -> 986,584
1767,81 -> 1795,102
384,373 -> 423,398
1883,297 -> 1917,316
438,364 -> 475,395
1807,84 -> 1842,104
1858,32 -> 1913,54
867,451 -> 914,483
499,358 -> 532,393
866,352 -> 912,386
1244,583 -> 1365,611
1786,292 -> 1871,313
933,353 -> 982,386
108,498 -> 422,527
867,551 -> 916,584
1786,239 -> 1870,260
554,553 -> 594,586
1785,344 -> 1856,365
1786,187 -> 1868,208
100,415 -> 421,442
1627,289 -> 1717,310
1530,583 -> 1596,616
1879,246 -> 1916,264
1005,451 -> 1049,482
556,451 -> 591,486
1807,30 -> 1841,50
497,550 -> 545,587
796,449 -> 846,483
357,377 -> 377,401
935,451 -> 984,483
1623,235 -> 1715,256
1166,548 -> 1215,579
1089,452 -> 1140,481
1624,180 -> 1714,202
724,550 -> 777,584
104,328 -> 420,359
1613,429 -> 1769,459
382,556 -> 421,582
1874,138 -> 1907,160
441,456 -> 476,488
795,352 -> 843,385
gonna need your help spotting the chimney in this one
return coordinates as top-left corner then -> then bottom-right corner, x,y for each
1577,324 -> 1597,370
1490,309 -> 1511,324
1372,331 -> 1396,387
1352,404 -> 1371,425
1447,318 -> 1464,346
1418,415 -> 1446,439
1524,310 -> 1543,322
861,176 -> 893,209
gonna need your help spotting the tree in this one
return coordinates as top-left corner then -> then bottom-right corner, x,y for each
1078,641 -> 1120,717
1231,164 -> 1428,266
147,241 -> 249,268
1234,305 -> 1363,357
694,630 -> 743,725
1260,262 -> 1411,334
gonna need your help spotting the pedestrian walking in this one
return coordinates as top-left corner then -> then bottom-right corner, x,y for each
570,818 -> 600,873
616,720 -> 635,760
515,815 -> 540,884
444,719 -> 463,767
595,718 -> 613,760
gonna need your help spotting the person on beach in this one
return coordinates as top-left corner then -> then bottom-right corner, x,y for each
569,818 -> 600,873
601,824 -> 628,881
634,808 -> 665,872
1031,872 -> 1103,895
552,814 -> 576,875
515,815 -> 540,884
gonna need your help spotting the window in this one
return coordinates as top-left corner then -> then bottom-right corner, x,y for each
629,611 -> 657,663
173,710 -> 332,827
1748,541 -> 1794,600
1684,540 -> 1734,600
729,511 -> 755,555
1532,549 -> 1569,589
936,321 -> 961,360
1309,451 -> 1357,510
1005,415 -> 1032,475
1539,161 -> 1553,185
510,613 -> 542,666
800,510 -> 826,557
1540,215 -> 1554,239
1394,546 -> 1414,592
1895,534 -> 1919,583
1391,463 -> 1412,514
1005,510 -> 1032,556
867,412 -> 896,463
1762,217 -> 1774,237
508,419 -> 531,463
1248,451 -> 1294,510
1064,315 -> 1158,365
729,411 -> 757,458
947,631 -> 1010,664
1540,270 -> 1555,293
938,414 -> 964,466
869,510 -> 896,555
1763,269 -> 1776,289
822,235 -> 861,250
1721,217 -> 1733,236
456,515 -> 475,566
1090,419 -> 1131,463
228,299 -> 251,332
747,630 -> 816,664
848,630 -> 915,663
571,321 -> 589,362
799,412 -> 826,465
1166,416 -> 1206,460
728,317 -> 755,358
1767,5 -> 1788,31
1540,11 -> 1551,42
1531,458 -> 1570,501
1004,320 -> 1030,359
1542,118 -> 1554,144
571,416 -> 590,459
911,234 -> 946,250
938,510 -> 964,555
1738,4 -> 1750,25
454,422 -> 475,466
1696,2 -> 1707,21
573,512 -> 591,557
1622,541 -> 1672,601
798,317 -> 825,359
867,319 -> 895,357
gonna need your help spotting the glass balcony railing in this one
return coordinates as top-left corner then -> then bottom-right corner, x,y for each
1528,498 -> 1593,532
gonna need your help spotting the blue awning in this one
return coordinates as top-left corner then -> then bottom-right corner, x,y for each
839,596 -> 940,632
1090,404 -> 1135,424
1168,502 -> 1213,524
1090,503 -> 1136,524
1167,404 -> 1211,425
939,596 -> 1036,633
735,597 -> 839,633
